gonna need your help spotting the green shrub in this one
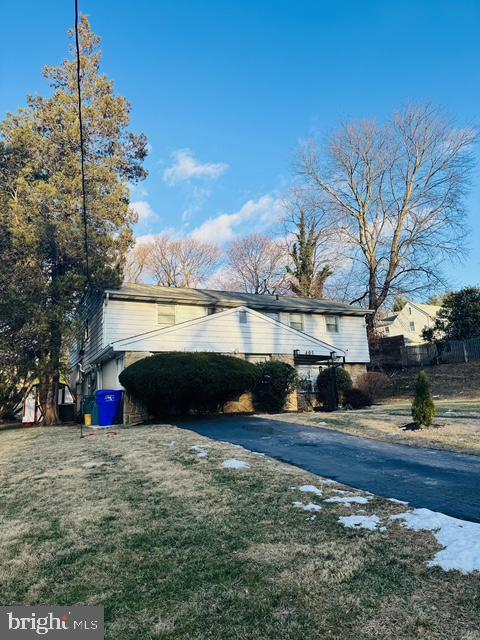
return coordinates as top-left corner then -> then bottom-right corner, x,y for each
253,361 -> 297,413
411,371 -> 435,426
345,387 -> 372,409
119,352 -> 259,416
316,366 -> 352,410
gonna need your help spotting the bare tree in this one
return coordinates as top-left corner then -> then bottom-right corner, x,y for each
217,234 -> 290,294
123,242 -> 151,284
295,104 -> 476,329
145,234 -> 222,288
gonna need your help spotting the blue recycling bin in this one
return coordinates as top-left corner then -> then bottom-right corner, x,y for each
95,390 -> 123,426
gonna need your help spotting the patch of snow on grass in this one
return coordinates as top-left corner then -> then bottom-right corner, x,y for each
390,508 -> 480,573
388,497 -> 408,505
222,459 -> 250,470
298,484 -> 323,497
339,515 -> 382,531
325,496 -> 370,505
189,446 -> 208,459
293,501 -> 322,512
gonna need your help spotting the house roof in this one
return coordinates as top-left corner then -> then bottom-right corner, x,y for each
105,283 -> 371,316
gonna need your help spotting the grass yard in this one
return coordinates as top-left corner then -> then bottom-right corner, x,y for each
272,399 -> 480,456
1,424 -> 480,639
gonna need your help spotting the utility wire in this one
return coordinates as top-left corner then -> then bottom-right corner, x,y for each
74,0 -> 90,284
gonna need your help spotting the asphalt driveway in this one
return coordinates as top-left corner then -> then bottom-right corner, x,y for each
178,415 -> 480,523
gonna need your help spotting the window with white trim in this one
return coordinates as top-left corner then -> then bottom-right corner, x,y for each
325,315 -> 339,332
289,313 -> 303,331
239,310 -> 248,324
157,304 -> 176,326
409,321 -> 416,331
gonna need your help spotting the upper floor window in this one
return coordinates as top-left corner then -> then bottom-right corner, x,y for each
265,311 -> 280,322
325,315 -> 339,333
409,321 -> 416,332
289,313 -> 303,332
384,326 -> 390,334
239,310 -> 248,324
157,304 -> 176,326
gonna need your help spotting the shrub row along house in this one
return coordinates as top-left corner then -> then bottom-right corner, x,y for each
70,283 -> 371,422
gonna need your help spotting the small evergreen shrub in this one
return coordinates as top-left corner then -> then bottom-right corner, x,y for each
345,387 -> 373,409
411,370 -> 435,426
316,366 -> 352,410
119,352 -> 259,416
253,361 -> 297,413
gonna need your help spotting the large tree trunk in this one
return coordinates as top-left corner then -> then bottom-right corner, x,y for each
39,325 -> 62,425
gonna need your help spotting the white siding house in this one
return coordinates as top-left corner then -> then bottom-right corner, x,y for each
70,284 -> 371,420
376,301 -> 441,344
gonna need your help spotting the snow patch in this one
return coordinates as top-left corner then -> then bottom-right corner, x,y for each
325,495 -> 370,505
388,497 -> 409,505
390,508 -> 480,573
222,459 -> 250,470
298,484 -> 323,497
189,445 -> 209,459
339,515 -> 383,531
293,501 -> 322,512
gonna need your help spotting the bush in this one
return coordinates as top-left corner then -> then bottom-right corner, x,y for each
345,387 -> 373,409
253,361 -> 297,413
411,370 -> 435,426
119,352 -> 259,416
316,366 -> 352,410
357,371 -> 392,401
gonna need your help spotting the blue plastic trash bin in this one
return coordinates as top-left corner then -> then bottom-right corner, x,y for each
95,390 -> 123,426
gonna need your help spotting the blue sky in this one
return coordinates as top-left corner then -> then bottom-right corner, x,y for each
1,0 -> 479,290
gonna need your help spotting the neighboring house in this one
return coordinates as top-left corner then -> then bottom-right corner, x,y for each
70,284 -> 371,422
376,301 -> 441,344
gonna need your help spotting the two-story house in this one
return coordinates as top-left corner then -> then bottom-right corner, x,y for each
70,283 -> 371,422
376,301 -> 441,344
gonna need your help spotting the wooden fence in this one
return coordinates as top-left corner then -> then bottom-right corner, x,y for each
400,337 -> 480,367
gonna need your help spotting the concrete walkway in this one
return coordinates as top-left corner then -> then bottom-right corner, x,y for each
179,415 -> 480,523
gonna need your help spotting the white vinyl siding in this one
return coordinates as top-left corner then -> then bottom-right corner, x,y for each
104,300 -> 209,345
302,314 -> 370,363
114,308 -> 338,357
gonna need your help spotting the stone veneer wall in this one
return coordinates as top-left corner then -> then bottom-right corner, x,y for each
122,352 -> 152,425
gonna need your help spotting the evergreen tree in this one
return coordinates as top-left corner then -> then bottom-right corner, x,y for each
287,207 -> 332,298
411,371 -> 435,426
0,16 -> 147,424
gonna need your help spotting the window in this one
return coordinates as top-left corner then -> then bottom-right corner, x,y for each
409,321 -> 416,331
289,313 -> 303,331
157,304 -> 176,326
325,315 -> 339,332
408,306 -> 412,315
265,311 -> 280,322
384,326 -> 390,334
239,310 -> 248,324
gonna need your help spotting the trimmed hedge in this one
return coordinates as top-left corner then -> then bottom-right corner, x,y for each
119,352 -> 259,416
253,361 -> 297,413
316,366 -> 352,410
344,387 -> 372,409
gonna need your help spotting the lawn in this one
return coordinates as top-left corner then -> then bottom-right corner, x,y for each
271,399 -> 480,456
1,424 -> 480,639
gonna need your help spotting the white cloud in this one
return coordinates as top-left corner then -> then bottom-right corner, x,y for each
131,201 -> 156,223
191,195 -> 285,244
163,149 -> 228,186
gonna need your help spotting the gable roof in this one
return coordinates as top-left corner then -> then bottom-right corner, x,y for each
106,283 -> 370,316
111,305 -> 346,356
